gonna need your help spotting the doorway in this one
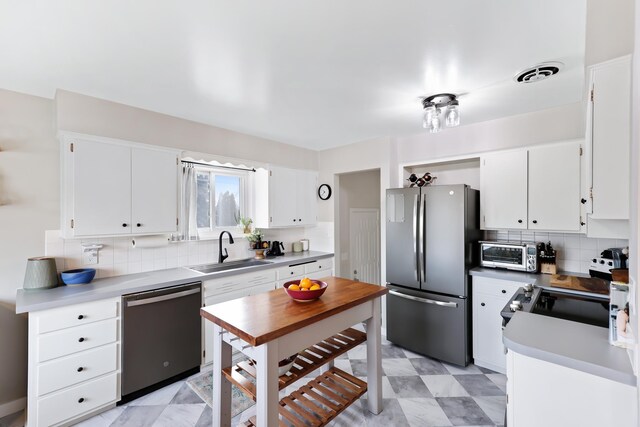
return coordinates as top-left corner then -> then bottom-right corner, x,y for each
335,169 -> 381,284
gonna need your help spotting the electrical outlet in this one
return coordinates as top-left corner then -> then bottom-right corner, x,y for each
83,250 -> 98,265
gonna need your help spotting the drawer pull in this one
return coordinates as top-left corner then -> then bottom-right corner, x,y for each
78,398 -> 85,403
78,337 -> 85,343
77,315 -> 84,320
502,290 -> 506,294
481,302 -> 486,307
77,367 -> 84,372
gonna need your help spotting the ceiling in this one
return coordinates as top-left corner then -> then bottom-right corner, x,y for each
0,1 -> 587,150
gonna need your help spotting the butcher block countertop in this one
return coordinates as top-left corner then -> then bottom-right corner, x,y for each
201,276 -> 388,347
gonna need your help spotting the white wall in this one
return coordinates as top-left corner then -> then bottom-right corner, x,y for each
0,89 -> 58,408
55,90 -> 318,170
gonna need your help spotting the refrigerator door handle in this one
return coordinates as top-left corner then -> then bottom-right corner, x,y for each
413,194 -> 420,282
421,193 -> 427,282
389,290 -> 458,308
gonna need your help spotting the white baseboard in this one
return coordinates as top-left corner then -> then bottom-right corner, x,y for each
0,396 -> 25,418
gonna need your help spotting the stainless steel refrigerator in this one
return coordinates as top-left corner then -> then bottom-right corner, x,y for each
386,184 -> 479,366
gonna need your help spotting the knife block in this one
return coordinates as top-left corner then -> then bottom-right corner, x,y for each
540,253 -> 557,275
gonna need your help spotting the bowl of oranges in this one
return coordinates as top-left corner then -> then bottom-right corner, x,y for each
284,277 -> 328,302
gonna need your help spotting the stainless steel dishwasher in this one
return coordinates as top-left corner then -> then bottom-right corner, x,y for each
121,282 -> 202,402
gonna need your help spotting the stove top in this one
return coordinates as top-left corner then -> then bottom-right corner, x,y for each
500,286 -> 541,325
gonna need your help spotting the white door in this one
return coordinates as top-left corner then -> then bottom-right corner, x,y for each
73,139 -> 131,236
269,166 -> 297,226
480,150 -> 528,230
528,142 -> 581,231
131,148 -> 179,234
349,208 -> 380,284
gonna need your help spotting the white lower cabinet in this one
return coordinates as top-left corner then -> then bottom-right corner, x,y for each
472,276 -> 526,374
202,269 -> 277,365
276,258 -> 334,287
507,350 -> 636,427
27,297 -> 121,427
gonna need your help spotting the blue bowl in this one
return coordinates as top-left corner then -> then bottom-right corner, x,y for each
61,268 -> 96,285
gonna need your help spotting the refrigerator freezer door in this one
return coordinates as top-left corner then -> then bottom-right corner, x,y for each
423,185 -> 467,296
386,286 -> 469,366
386,188 -> 421,289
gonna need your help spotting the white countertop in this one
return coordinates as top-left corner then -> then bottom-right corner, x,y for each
503,312 -> 636,386
16,251 -> 333,313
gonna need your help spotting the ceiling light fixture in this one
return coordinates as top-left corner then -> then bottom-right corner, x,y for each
422,93 -> 459,133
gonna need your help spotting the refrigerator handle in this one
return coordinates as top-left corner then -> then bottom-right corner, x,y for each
421,193 -> 426,282
389,290 -> 458,308
413,194 -> 420,282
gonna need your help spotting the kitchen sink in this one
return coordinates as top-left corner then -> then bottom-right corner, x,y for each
187,258 -> 272,274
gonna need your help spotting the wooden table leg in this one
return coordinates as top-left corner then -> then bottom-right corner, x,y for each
365,297 -> 383,414
213,325 -> 232,427
255,340 -> 280,426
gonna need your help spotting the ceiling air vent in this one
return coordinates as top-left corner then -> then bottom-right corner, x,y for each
514,62 -> 563,83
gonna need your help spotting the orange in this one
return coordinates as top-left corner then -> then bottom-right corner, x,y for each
300,277 -> 312,289
300,288 -> 309,291
288,284 -> 300,291
310,284 -> 321,291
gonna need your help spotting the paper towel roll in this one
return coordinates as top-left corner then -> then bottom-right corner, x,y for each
131,235 -> 170,249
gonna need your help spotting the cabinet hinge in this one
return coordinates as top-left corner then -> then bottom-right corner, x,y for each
579,147 -> 583,156
203,350 -> 205,358
70,143 -> 74,153
176,157 -> 178,165
270,216 -> 273,223
269,170 -> 272,177
70,219 -> 74,229
506,394 -> 509,404
590,89 -> 594,102
589,187 -> 593,200
176,217 -> 179,226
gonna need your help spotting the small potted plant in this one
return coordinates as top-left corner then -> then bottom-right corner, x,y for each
237,216 -> 253,234
246,229 -> 264,249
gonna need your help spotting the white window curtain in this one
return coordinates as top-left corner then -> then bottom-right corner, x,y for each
178,163 -> 199,240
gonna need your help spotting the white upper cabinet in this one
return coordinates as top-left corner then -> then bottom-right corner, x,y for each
61,133 -> 180,238
528,142 -> 582,232
480,141 -> 583,232
72,139 -> 132,236
587,55 -> 631,220
131,148 -> 179,233
480,150 -> 528,230
253,166 -> 318,228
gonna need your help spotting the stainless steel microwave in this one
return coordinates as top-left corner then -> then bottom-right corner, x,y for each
480,241 -> 543,272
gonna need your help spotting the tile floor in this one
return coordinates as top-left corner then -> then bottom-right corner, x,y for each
0,340 -> 506,427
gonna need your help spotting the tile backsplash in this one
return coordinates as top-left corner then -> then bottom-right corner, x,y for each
485,230 -> 629,274
45,227 -> 309,279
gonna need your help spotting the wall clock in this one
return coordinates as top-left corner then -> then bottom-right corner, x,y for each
318,184 -> 332,200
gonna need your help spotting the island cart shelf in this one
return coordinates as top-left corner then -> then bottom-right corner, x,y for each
224,328 -> 367,427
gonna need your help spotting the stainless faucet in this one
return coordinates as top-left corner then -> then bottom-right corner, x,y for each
218,231 -> 235,263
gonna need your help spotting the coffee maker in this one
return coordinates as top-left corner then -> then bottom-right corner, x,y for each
267,241 -> 285,257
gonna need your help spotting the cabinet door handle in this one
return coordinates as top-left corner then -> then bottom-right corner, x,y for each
136,223 -> 142,227
298,218 -> 302,221
77,314 -> 84,320
532,220 -> 538,224
293,219 -> 297,222
78,337 -> 85,343
77,367 -> 84,372
502,290 -> 506,294
481,302 -> 486,307
518,219 -> 523,224
78,398 -> 85,403
122,223 -> 128,227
